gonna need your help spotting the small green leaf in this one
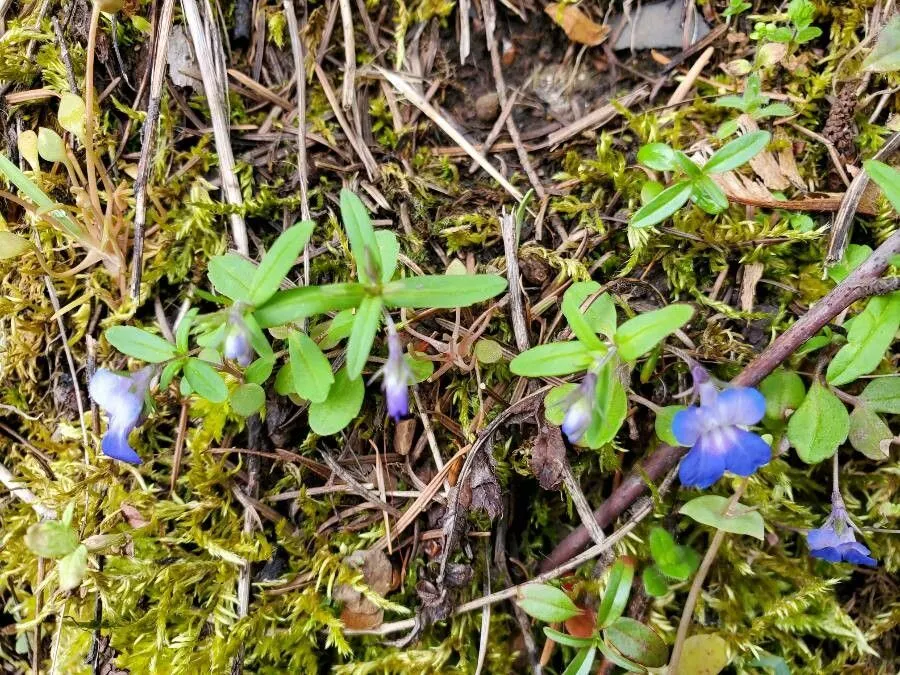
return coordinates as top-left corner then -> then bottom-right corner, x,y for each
406,352 -> 434,383
208,253 -> 257,303
630,180 -> 693,229
0,231 -> 31,259
308,367 -> 365,435
597,639 -> 645,673
105,326 -> 176,363
543,627 -> 594,648
759,369 -> 806,423
231,383 -> 265,416
691,175 -> 729,214
848,405 -> 892,460
37,127 -> 67,163
25,521 -> 79,558
603,617 -> 668,668
562,283 -> 605,350
655,405 -> 687,446
596,558 -> 635,629
346,296 -> 383,380
859,377 -> 900,414
580,363 -> 628,449
827,244 -> 872,284
474,338 -> 504,364
615,304 -> 694,361
642,566 -> 669,597
648,528 -> 678,568
680,495 -> 765,539
637,143 -> 677,171
174,309 -> 195,354
58,544 -> 89,591
17,130 -> 39,170
58,93 -> 87,142
755,102 -> 793,118
864,159 -> 900,212
675,634 -> 729,675
159,360 -> 182,389
673,152 -> 704,179
703,130 -> 771,174
316,309 -> 356,349
375,230 -> 401,283
0,153 -> 81,236
510,341 -> 598,377
340,188 -> 382,284
516,583 -> 581,623
862,16 -> 900,72
248,220 -> 314,306
715,118 -> 740,139
287,331 -> 334,403
562,646 -> 597,675
826,294 -> 900,386
254,283 -> 366,327
641,180 -> 664,204
563,282 -> 617,337
244,357 -> 275,385
183,358 -> 228,403
382,274 -> 508,308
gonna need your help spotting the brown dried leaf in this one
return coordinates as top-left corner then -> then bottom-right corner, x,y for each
740,262 -> 765,312
468,452 -> 502,520
740,115 -> 790,190
531,423 -> 567,490
545,3 -> 610,46
335,548 -> 394,629
120,503 -> 148,528
393,418 -> 417,456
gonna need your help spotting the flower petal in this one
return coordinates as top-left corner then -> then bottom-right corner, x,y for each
807,526 -> 843,551
714,387 -> 766,426
89,369 -> 143,427
840,543 -> 876,567
810,546 -> 843,563
678,442 -> 726,488
722,428 -> 771,476
101,426 -> 142,464
671,407 -> 705,446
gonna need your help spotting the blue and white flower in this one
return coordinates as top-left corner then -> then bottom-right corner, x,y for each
381,328 -> 412,421
672,367 -> 770,488
560,372 -> 597,443
89,367 -> 153,464
807,496 -> 876,567
223,307 -> 253,366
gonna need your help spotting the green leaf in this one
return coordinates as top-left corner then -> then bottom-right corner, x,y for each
230,383 -> 265,417
673,152 -> 704,179
826,294 -> 900,386
641,180 -> 664,204
655,405 -> 687,446
340,188 -> 382,284
596,558 -> 635,629
316,309 -> 356,349
407,353 -> 434,383
755,102 -> 793,118
248,220 -> 314,305
243,313 -> 274,359
543,627 -> 594,648
563,282 -> 617,337
859,377 -> 900,414
864,159 -> 900,212
0,154 -> 81,236
581,363 -> 628,449
274,363 -> 293,395
862,16 -> 900,72
691,175 -> 729,214
562,283 -> 605,350
254,283 -> 366,327
759,369 -> 806,424
562,646 -> 597,675
637,143 -> 677,171
848,405 -> 892,460
648,528 -> 679,569
630,180 -> 693,228
244,357 -> 274,385
25,521 -> 79,558
382,274 -> 508,308
346,296 -> 383,380
680,495 -> 765,539
17,129 -> 38,170
643,566 -> 669,597
474,338 -> 504,364
603,617 -> 668,668
37,127 -> 67,163
183,358 -> 228,403
287,331 -> 334,403
827,244 -> 872,284
715,118 -> 741,139
159,360 -> 182,389
308,367 -> 365,435
597,640 -> 645,673
703,131 -> 771,174
58,93 -> 86,141
615,304 -> 694,361
510,341 -> 598,377
58,544 -> 89,591
375,230 -> 401,283
208,253 -> 257,303
105,326 -> 176,363
516,583 -> 581,623
675,634 -> 729,675
174,309 -> 195,354
0,231 -> 31,259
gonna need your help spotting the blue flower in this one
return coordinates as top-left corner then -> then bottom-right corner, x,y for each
561,372 -> 597,443
88,367 -> 153,464
807,498 -> 876,567
223,308 -> 253,366
381,329 -> 412,421
672,368 -> 770,488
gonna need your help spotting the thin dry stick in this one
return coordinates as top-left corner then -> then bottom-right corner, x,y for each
0,462 -> 55,519
283,0 -> 311,224
541,85 -> 649,148
666,46 -> 714,107
51,17 -> 78,94
459,0 -> 471,63
337,0 -> 356,109
181,0 -> 249,255
560,459 -> 606,546
499,209 -> 530,351
83,2 -> 105,219
378,67 -> 524,201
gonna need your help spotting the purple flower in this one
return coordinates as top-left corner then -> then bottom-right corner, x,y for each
672,367 -> 770,488
88,367 -> 153,464
382,330 -> 412,421
223,308 -> 253,366
561,372 -> 597,443
807,497 -> 876,567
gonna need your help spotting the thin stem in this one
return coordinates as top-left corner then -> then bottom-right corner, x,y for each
83,3 -> 103,218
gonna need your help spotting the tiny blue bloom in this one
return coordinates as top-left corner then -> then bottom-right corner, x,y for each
223,308 -> 253,366
561,372 -> 597,443
672,367 -> 770,488
807,498 -> 876,567
89,367 -> 153,464
381,329 -> 412,421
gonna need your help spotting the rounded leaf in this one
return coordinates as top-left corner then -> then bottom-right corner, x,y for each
604,617 -> 668,668
308,367 -> 365,435
675,634 -> 729,675
231,383 -> 265,417
787,381 -> 849,464
516,583 -> 581,623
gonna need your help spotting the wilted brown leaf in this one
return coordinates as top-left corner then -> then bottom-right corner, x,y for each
531,423 -> 567,490
465,452 -> 502,519
335,548 -> 394,630
545,3 -> 610,46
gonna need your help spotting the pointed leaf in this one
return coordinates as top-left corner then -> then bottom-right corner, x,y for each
248,220 -> 314,305
346,296 -> 383,380
382,274 -> 508,308
864,159 -> 900,212
596,557 -> 635,628
105,326 -> 176,363
340,189 -> 381,284
58,544 -> 89,591
254,283 -> 366,327
208,253 -> 257,303
630,180 -> 693,229
859,376 -> 900,414
183,358 -> 228,403
517,584 -> 581,623
287,331 -> 334,403
308,367 -> 365,435
848,405 -> 892,460
703,131 -> 771,174
615,304 -> 694,361
604,617 -> 668,668
512,342 -> 599,377
826,294 -> 900,386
